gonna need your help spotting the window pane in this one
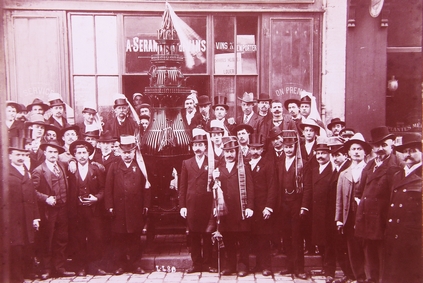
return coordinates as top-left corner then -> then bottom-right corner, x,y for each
236,76 -> 258,118
73,76 -> 96,124
95,16 -> 118,74
214,16 -> 235,75
180,16 -> 207,74
214,76 -> 235,116
71,15 -> 95,74
98,76 -> 119,126
236,16 -> 258,75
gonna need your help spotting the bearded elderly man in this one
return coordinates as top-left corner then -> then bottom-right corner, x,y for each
354,126 -> 400,283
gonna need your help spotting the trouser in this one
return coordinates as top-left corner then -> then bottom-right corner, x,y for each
334,231 -> 354,279
281,199 -> 304,274
39,205 -> 69,272
111,232 -> 142,271
363,239 -> 383,283
222,232 -> 250,272
252,234 -> 272,271
10,244 -> 35,283
190,231 -> 213,269
344,213 -> 366,281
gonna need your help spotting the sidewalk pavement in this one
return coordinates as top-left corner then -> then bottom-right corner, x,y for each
27,270 -> 346,283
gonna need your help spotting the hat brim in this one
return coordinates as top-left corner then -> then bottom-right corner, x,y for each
25,121 -> 49,127
299,124 -> 320,133
114,103 -> 129,108
395,142 -> 422,153
212,104 -> 229,111
344,140 -> 372,154
59,125 -> 80,138
328,121 -> 346,130
27,103 -> 49,112
9,147 -> 29,152
39,143 -> 66,154
284,99 -> 301,110
120,144 -> 137,151
233,124 -> 254,134
369,134 -> 396,144
6,102 -> 20,110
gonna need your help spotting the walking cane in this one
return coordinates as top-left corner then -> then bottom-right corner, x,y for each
212,177 -> 223,278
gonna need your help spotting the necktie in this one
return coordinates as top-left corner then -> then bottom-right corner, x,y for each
244,115 -> 248,123
53,164 -> 60,177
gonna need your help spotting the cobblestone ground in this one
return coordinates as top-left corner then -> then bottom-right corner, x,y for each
27,270 -> 347,283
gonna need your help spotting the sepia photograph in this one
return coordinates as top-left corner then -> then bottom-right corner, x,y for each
0,0 -> 421,282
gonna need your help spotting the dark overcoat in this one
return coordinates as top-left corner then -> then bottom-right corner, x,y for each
218,163 -> 254,232
103,117 -> 137,137
9,164 -> 40,246
250,157 -> 277,235
104,159 -> 150,234
68,163 -> 105,219
354,154 -> 400,240
382,166 -> 422,283
236,112 -> 264,137
179,156 -> 214,232
302,162 -> 334,245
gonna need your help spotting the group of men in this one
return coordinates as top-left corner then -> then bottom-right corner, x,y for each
6,90 -> 421,283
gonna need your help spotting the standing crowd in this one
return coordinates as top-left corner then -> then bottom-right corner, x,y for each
6,90 -> 421,283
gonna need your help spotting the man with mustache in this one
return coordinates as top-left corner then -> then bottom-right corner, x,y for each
197,95 -> 212,132
301,137 -> 337,283
248,133 -> 277,277
209,120 -> 225,167
234,124 -> 254,162
67,140 -> 106,276
236,92 -> 264,137
104,97 -> 138,138
382,133 -> 422,283
213,136 -> 254,277
284,98 -> 303,133
212,96 -> 235,136
32,140 -> 75,279
336,133 -> 372,283
256,93 -> 272,121
104,135 -> 150,275
327,118 -> 346,137
58,125 -> 80,164
179,129 -> 216,273
181,93 -> 201,133
354,126 -> 400,283
262,100 -> 296,143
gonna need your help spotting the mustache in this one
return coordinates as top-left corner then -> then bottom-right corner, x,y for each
317,157 -> 325,161
194,150 -> 203,154
404,157 -> 414,161
274,110 -> 281,114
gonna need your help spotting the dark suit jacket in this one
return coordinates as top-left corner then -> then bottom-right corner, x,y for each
354,154 -> 400,240
105,159 -> 150,233
32,161 -> 69,220
262,114 -> 297,143
383,166 -> 422,283
236,112 -> 264,137
218,162 -> 254,232
179,156 -> 214,232
9,164 -> 40,246
68,163 -> 105,219
103,117 -> 138,138
181,109 -> 202,134
250,157 -> 277,235
302,161 -> 334,245
47,116 -> 70,129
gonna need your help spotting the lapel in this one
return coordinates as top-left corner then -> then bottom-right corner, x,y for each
188,156 -> 202,174
314,162 -> 332,184
367,156 -> 391,183
42,162 -> 54,190
9,164 -> 24,180
394,166 -> 422,189
343,167 -> 354,183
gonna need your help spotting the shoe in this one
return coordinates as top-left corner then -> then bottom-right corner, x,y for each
295,273 -> 308,280
134,267 -> 146,274
56,269 -> 76,277
237,270 -> 248,277
186,266 -> 202,273
96,268 -> 108,275
220,269 -> 234,276
114,267 -> 124,275
326,275 -> 335,283
40,271 -> 51,280
77,269 -> 86,276
262,269 -> 273,276
206,266 -> 218,273
279,269 -> 292,275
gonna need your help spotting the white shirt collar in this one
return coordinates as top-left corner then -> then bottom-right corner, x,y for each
351,160 -> 366,182
195,155 -> 205,168
249,156 -> 261,170
11,163 -> 25,175
45,160 -> 58,172
404,162 -> 422,177
78,162 -> 89,180
319,161 -> 330,174
285,155 -> 295,171
244,112 -> 254,123
305,140 -> 315,154
226,161 -> 235,173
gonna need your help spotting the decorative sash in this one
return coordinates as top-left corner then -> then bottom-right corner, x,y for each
205,132 -> 214,192
237,148 -> 247,219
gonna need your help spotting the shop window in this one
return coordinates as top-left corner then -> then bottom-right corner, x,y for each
213,16 -> 258,117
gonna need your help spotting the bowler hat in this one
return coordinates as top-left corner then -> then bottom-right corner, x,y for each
248,134 -> 264,147
39,140 -> 66,154
209,120 -> 225,134
222,136 -> 239,150
98,131 -> 117,143
69,140 -> 94,156
25,114 -> 49,127
238,92 -> 256,103
119,135 -> 137,151
282,130 -> 298,145
257,93 -> 272,102
212,96 -> 229,110
48,93 -> 65,108
315,137 -> 330,151
369,126 -> 395,144
26,98 -> 49,112
233,124 -> 254,134
395,133 -> 422,153
268,126 -> 283,140
327,118 -> 346,130
59,125 -> 80,140
284,98 -> 301,111
344,133 -> 372,154
114,98 -> 129,108
82,130 -> 100,139
328,136 -> 345,154
299,118 -> 321,133
197,95 -> 212,106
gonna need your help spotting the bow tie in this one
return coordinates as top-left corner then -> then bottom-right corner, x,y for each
273,119 -> 283,123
